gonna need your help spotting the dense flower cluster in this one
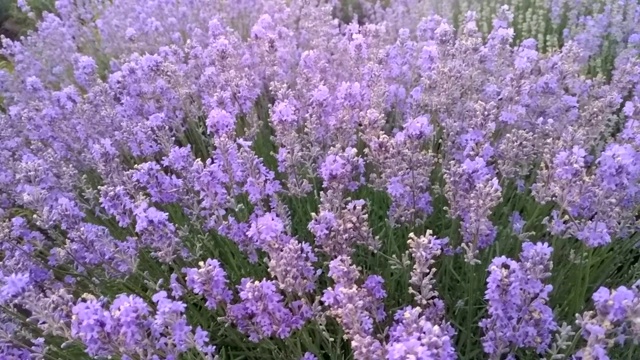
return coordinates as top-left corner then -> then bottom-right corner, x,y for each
70,292 -> 216,359
1,0 -> 640,359
183,259 -> 233,309
226,278 -> 313,342
386,306 -> 456,360
322,256 -> 387,358
480,242 -> 557,359
574,284 -> 640,359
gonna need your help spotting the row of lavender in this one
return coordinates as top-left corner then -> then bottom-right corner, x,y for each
1,0 -> 640,359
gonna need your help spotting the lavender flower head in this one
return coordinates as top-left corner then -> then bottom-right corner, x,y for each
480,242 -> 557,358
406,231 -> 448,305
226,278 -> 311,342
575,284 -> 640,359
183,259 -> 233,310
386,306 -> 457,360
322,256 -> 386,358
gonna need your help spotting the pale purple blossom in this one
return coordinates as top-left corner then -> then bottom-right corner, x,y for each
480,243 -> 557,358
183,259 -> 233,310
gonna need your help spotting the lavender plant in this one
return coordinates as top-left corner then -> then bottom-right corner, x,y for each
1,0 -> 640,359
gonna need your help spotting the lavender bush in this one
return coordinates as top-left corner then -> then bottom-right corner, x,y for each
1,0 -> 640,359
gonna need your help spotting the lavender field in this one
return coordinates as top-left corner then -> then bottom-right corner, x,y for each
1,0 -> 639,359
